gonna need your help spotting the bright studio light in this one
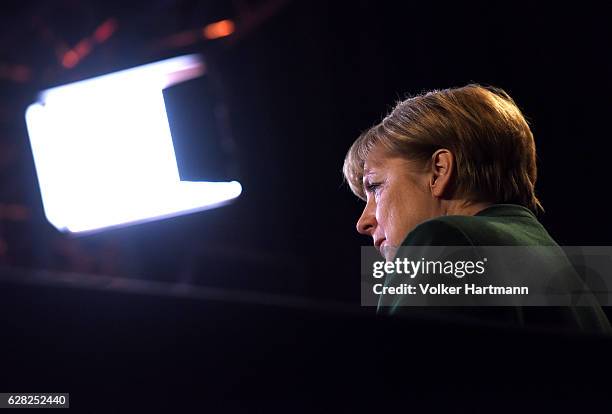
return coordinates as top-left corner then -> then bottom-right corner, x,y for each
25,54 -> 242,233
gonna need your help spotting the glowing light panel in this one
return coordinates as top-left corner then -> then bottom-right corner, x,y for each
25,55 -> 241,233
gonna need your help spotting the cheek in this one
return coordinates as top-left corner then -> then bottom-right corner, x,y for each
375,196 -> 401,241
381,194 -> 419,246
374,198 -> 389,231
386,213 -> 407,245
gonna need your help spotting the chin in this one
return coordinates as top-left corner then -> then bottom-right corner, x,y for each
381,245 -> 398,262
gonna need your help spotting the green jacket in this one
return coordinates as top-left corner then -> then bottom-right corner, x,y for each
377,204 -> 611,334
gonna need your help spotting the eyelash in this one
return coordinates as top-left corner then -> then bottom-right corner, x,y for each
365,182 -> 382,194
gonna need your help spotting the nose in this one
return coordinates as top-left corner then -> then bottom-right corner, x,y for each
356,201 -> 376,236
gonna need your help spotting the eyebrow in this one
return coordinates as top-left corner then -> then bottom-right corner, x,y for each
363,168 -> 376,178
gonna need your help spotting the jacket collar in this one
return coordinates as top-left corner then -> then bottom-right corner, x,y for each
474,204 -> 536,219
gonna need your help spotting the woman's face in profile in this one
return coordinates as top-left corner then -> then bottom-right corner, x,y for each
356,147 -> 441,260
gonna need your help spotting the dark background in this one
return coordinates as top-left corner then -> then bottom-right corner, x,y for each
1,1 -> 611,411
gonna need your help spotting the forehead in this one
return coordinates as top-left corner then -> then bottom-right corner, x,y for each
363,146 -> 391,174
363,149 -> 426,184
364,146 -> 414,176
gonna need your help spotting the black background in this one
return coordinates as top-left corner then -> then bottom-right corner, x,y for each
1,1 -> 611,411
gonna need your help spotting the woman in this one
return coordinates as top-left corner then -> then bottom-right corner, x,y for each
343,84 -> 610,333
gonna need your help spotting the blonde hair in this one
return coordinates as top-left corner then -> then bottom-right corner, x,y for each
343,84 -> 543,213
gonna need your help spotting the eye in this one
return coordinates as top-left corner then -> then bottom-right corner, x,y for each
365,182 -> 382,194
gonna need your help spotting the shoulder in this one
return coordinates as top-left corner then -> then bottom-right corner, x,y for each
403,211 -> 558,247
402,217 -> 475,246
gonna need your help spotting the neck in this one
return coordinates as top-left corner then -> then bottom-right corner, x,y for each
443,200 -> 493,216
